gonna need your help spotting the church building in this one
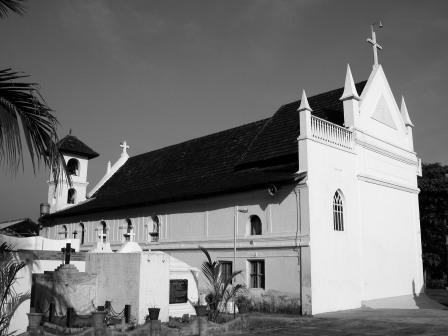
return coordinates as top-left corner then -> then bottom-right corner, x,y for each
40,41 -> 424,315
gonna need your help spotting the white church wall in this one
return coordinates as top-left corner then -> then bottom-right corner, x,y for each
43,185 -> 304,300
48,153 -> 90,213
359,182 -> 424,301
167,247 -> 301,297
354,64 -> 424,304
305,140 -> 362,315
45,185 -> 300,249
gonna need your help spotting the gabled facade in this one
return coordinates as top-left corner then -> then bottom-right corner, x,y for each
40,64 -> 423,315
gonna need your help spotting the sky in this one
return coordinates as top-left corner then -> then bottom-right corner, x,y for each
0,0 -> 447,221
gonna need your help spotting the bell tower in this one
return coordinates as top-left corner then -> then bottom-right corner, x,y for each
47,132 -> 99,213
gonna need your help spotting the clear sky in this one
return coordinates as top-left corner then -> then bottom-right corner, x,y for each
1,0 -> 447,221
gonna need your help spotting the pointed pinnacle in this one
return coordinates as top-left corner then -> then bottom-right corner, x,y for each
340,64 -> 360,101
400,96 -> 414,127
298,90 -> 312,112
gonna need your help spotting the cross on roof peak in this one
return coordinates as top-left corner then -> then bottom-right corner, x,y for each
366,22 -> 383,68
120,140 -> 130,154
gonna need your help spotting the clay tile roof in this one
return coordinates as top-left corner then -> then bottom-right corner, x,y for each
44,81 -> 366,220
57,135 -> 99,159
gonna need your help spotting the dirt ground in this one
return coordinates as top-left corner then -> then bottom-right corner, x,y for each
223,291 -> 448,336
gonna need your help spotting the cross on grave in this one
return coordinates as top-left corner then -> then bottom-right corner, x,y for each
366,23 -> 383,67
120,140 -> 130,155
61,242 -> 75,265
98,232 -> 107,243
121,224 -> 135,242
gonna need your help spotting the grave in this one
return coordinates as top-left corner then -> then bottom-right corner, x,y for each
32,243 -> 97,324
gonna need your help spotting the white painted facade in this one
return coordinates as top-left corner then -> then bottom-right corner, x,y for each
43,64 -> 424,315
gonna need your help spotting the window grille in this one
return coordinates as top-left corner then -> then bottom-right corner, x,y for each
219,261 -> 233,283
169,279 -> 188,304
249,260 -> 265,289
333,191 -> 344,231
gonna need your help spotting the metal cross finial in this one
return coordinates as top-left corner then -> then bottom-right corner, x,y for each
366,22 -> 383,67
120,140 -> 130,154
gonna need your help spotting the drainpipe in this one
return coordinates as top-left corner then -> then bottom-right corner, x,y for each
293,187 -> 302,312
234,205 -> 238,270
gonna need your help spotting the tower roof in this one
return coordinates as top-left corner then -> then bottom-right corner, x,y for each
57,134 -> 99,159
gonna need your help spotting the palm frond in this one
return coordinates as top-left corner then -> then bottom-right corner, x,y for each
0,0 -> 26,18
0,68 -> 65,187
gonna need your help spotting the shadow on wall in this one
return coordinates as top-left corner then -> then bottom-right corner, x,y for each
412,279 -> 445,309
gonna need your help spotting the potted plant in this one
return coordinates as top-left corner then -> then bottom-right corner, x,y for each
27,312 -> 44,329
147,306 -> 160,320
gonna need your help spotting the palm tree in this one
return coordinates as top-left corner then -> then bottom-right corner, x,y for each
0,0 -> 25,18
199,246 -> 244,322
0,243 -> 30,336
0,1 -> 66,185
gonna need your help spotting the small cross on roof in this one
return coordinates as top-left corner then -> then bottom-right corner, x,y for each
120,140 -> 130,154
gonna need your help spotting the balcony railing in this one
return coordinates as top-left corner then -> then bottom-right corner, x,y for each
310,116 -> 354,150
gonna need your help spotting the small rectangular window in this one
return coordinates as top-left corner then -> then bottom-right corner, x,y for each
249,260 -> 265,289
169,279 -> 188,304
219,261 -> 233,283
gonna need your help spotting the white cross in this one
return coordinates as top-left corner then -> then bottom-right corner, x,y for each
98,232 -> 107,243
120,140 -> 130,154
366,24 -> 383,67
124,230 -> 135,242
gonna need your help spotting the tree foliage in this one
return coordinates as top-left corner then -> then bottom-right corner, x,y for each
0,0 -> 25,18
0,0 -> 67,187
0,243 -> 30,336
418,163 -> 448,279
199,246 -> 244,322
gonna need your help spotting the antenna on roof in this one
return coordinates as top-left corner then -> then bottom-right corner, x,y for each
69,129 -> 72,135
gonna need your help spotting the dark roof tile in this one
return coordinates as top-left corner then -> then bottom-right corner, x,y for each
58,135 -> 99,159
44,81 -> 366,220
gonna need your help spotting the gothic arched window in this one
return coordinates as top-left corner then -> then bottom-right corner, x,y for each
333,190 -> 344,231
67,158 -> 80,176
67,188 -> 76,204
249,215 -> 262,236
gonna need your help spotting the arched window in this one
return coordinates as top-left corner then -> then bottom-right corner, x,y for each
100,221 -> 107,243
67,188 -> 76,204
333,190 -> 344,231
249,215 -> 262,236
61,225 -> 68,239
79,223 -> 85,245
149,216 -> 160,242
67,158 -> 80,176
124,218 -> 133,242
